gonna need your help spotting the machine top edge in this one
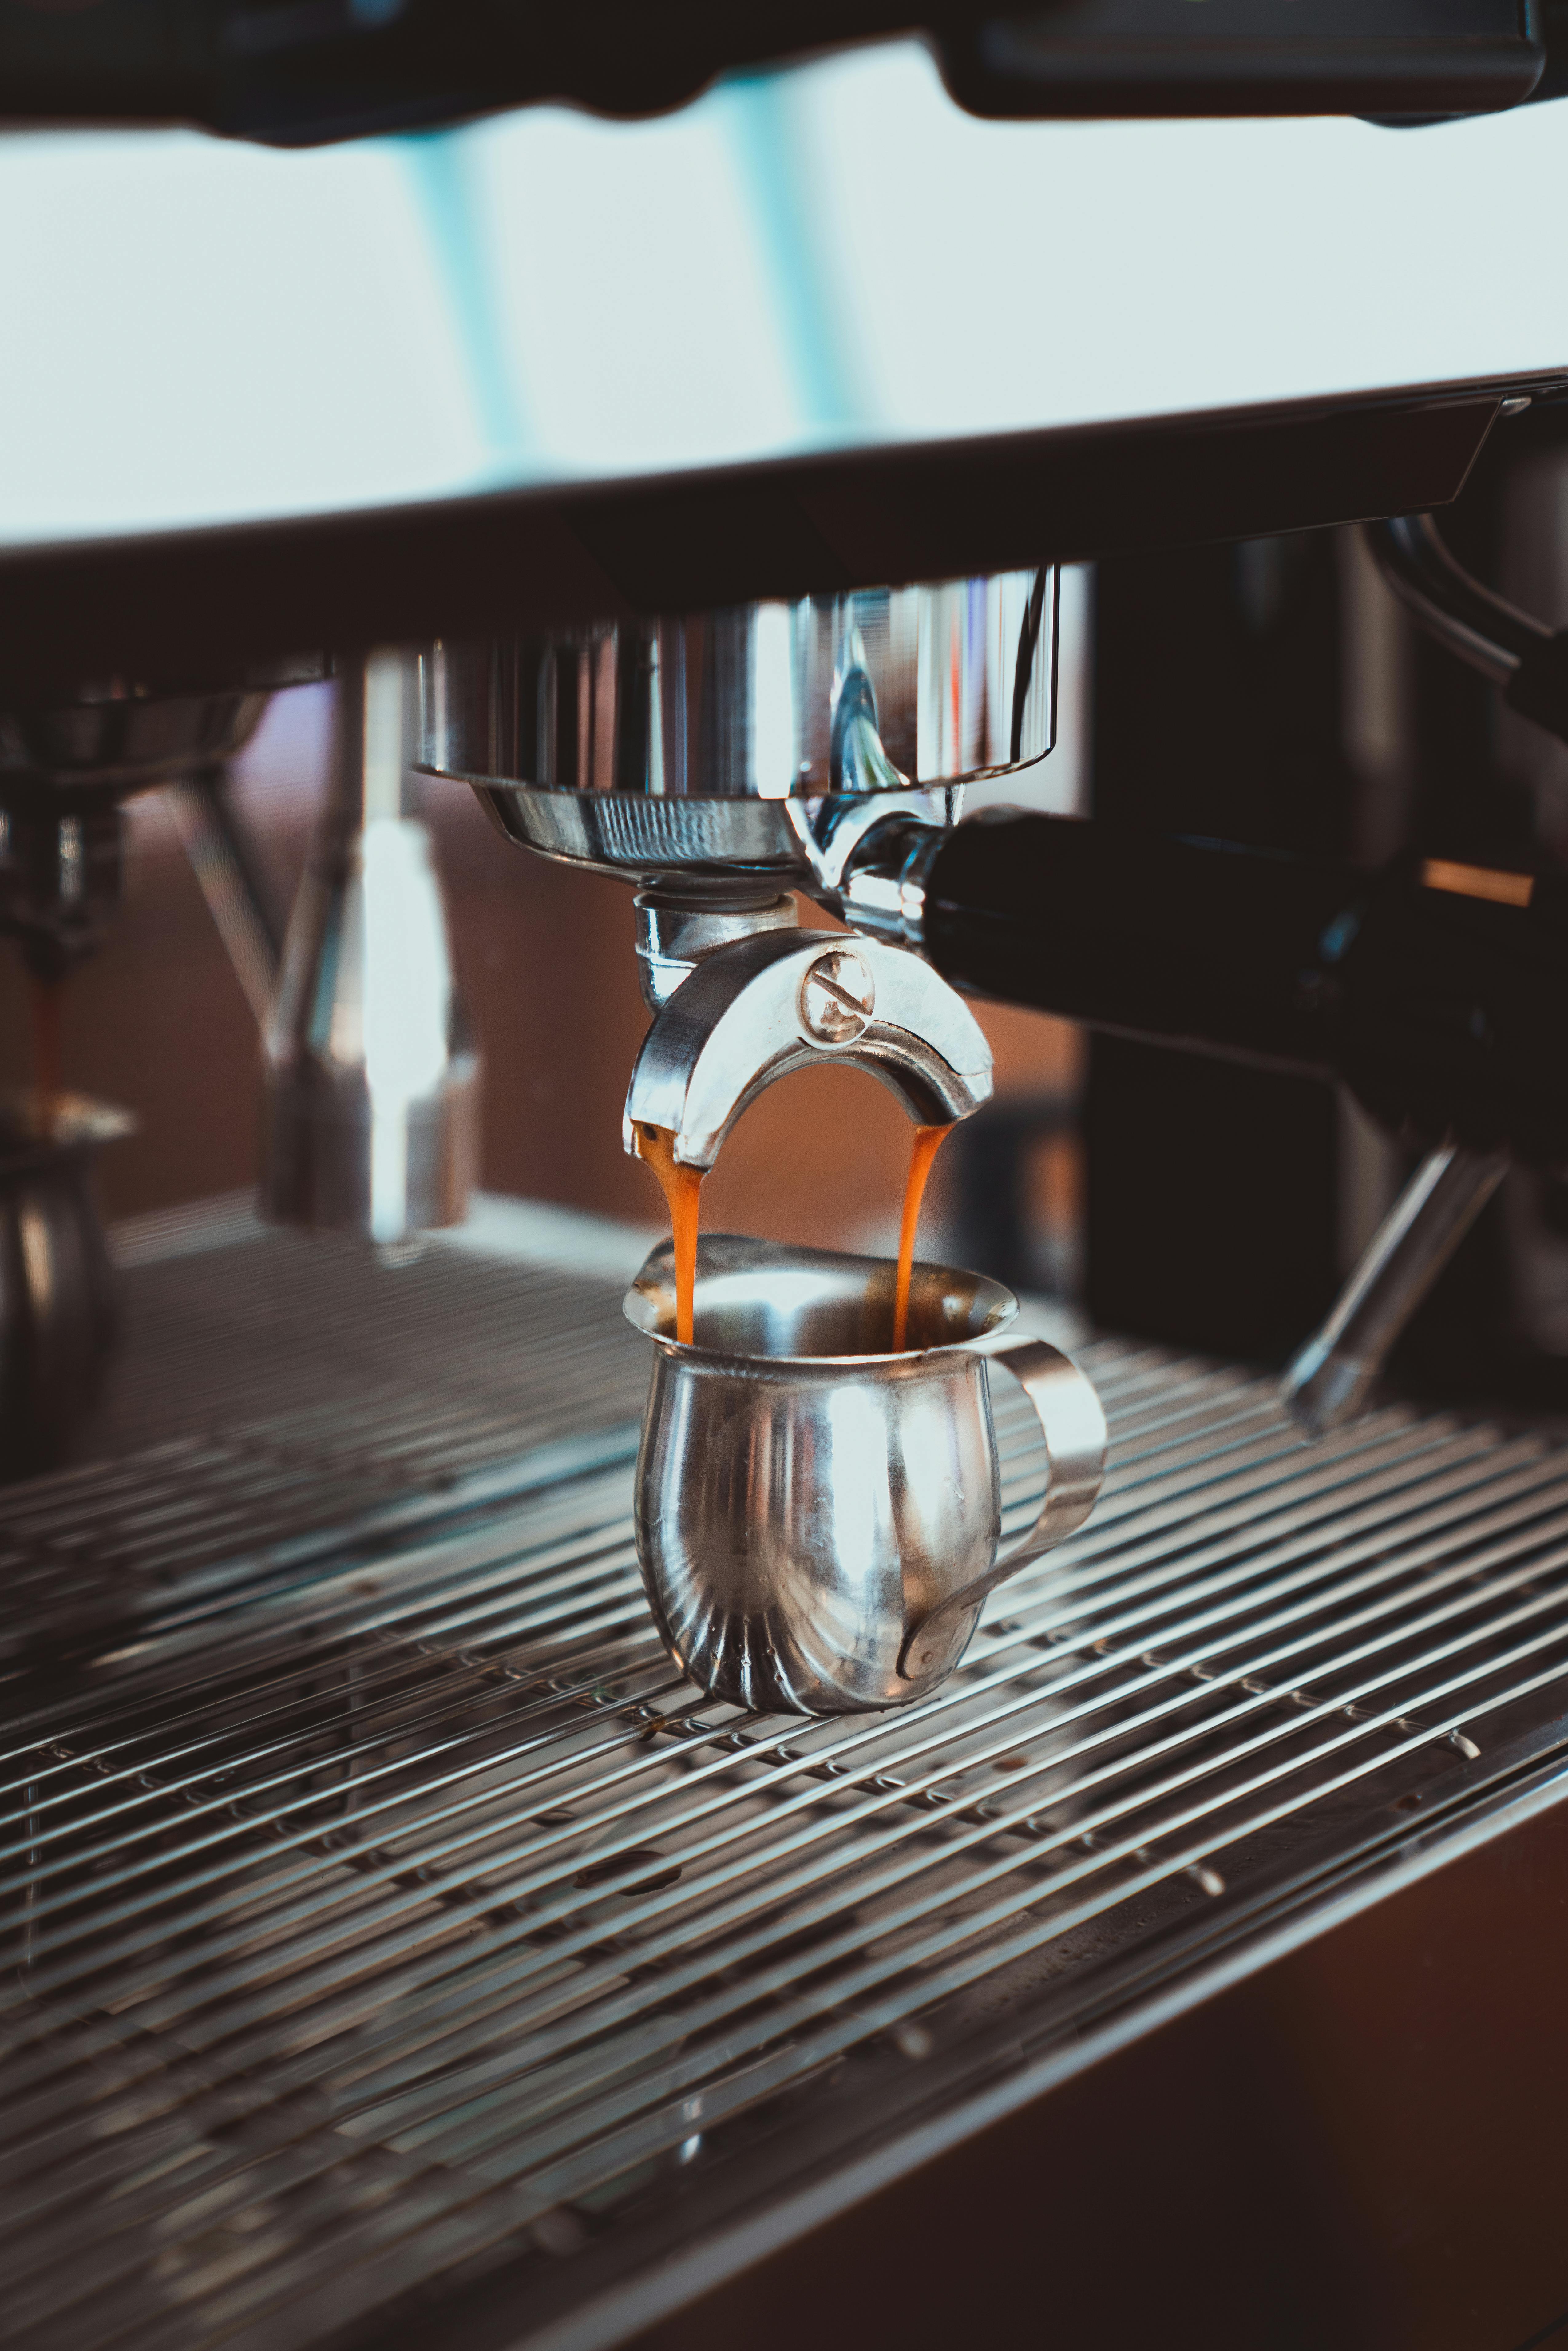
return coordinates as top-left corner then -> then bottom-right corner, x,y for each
0,374 -> 1550,704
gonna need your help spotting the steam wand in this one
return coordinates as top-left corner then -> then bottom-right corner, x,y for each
1280,1147 -> 1508,1437
1280,510 -> 1568,1435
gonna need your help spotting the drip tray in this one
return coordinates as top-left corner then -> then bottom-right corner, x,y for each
4,1199 -> 1568,2351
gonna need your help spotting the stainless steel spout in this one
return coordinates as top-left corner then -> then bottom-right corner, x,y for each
262,651 -> 479,1241
623,928 -> 993,1168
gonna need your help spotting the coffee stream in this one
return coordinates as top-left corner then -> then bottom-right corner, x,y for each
634,1123 -> 703,1345
891,1123 -> 953,1352
635,1115 -> 952,1353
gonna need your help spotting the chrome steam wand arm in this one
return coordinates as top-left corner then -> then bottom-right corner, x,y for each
1280,1145 -> 1507,1438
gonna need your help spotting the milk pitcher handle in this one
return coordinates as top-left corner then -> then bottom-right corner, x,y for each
898,1338 -> 1107,1683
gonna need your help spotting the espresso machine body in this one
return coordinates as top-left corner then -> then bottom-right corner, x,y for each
7,17 -> 1568,2351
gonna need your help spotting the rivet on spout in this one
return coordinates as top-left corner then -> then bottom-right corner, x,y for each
799,947 -> 875,1044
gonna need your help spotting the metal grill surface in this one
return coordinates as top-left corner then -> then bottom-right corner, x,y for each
6,1220 -> 1568,2351
0,1217 -> 647,1661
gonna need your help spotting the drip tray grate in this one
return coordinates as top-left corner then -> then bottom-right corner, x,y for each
4,1217 -> 1568,2350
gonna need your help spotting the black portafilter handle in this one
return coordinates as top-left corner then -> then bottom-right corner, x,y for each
907,811 -> 1568,1170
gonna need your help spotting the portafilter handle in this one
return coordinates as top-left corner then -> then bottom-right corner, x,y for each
623,928 -> 994,1168
898,1334 -> 1107,1686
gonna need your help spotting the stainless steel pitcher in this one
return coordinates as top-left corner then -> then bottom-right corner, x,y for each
623,1235 -> 1106,1715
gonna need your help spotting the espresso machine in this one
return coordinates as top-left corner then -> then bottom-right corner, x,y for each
9,11 -> 1568,2351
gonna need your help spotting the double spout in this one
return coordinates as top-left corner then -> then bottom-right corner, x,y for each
624,919 -> 994,1172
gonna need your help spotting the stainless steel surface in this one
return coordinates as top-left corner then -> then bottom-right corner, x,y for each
457,767 -> 970,892
901,1333 -> 1108,1681
9,1204 -> 1568,2351
837,812 -> 949,950
423,572 -> 1055,799
622,930 -> 993,1169
1,1204 -> 650,1665
264,651 -> 480,1240
0,663 -> 324,799
797,943 -> 875,1042
1283,1145 -> 1509,1437
1368,510 -> 1550,694
632,891 -> 799,1013
622,1235 -> 1104,1712
419,570 -> 1054,895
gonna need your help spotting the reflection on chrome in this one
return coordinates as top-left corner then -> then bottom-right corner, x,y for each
264,651 -> 479,1241
420,570 -> 1055,803
624,1235 -> 1105,1714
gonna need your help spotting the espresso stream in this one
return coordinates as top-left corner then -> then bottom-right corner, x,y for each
891,1123 -> 953,1350
635,1117 -> 952,1352
634,1124 -> 704,1345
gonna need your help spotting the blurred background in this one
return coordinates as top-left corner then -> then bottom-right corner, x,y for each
8,35 -> 1568,1408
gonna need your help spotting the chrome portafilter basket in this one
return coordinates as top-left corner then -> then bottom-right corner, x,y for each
416,566 -> 1057,996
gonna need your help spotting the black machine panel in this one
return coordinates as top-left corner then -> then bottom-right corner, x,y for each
0,0 -> 1549,144
0,386 -> 1540,698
